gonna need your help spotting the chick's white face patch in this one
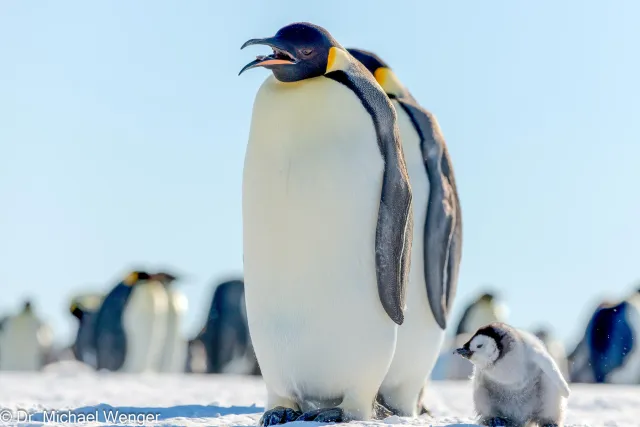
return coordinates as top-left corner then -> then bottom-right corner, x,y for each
469,334 -> 499,369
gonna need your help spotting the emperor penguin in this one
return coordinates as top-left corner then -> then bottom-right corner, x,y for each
571,288 -> 640,384
0,300 -> 53,371
69,292 -> 104,367
239,22 -> 413,425
346,48 -> 463,417
532,327 -> 570,382
93,271 -> 169,372
155,272 -> 189,373
455,291 -> 508,337
195,279 -> 255,374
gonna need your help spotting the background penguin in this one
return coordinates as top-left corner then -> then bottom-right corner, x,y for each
93,271 -> 168,372
454,291 -> 509,336
155,272 -> 189,373
240,22 -> 413,425
68,292 -> 103,367
0,300 -> 53,371
533,326 -> 570,381
192,279 -> 258,374
570,288 -> 640,384
347,48 -> 463,417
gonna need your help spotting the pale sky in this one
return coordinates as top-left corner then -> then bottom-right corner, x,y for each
1,1 -> 638,351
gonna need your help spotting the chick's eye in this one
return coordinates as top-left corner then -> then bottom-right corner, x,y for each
477,344 -> 483,349
301,48 -> 313,56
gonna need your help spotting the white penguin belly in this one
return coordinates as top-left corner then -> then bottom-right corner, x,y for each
243,75 -> 397,402
159,290 -> 188,373
121,283 -> 168,373
379,102 -> 444,402
0,316 -> 42,371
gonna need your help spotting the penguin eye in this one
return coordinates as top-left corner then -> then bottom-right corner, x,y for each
300,48 -> 313,56
477,344 -> 483,349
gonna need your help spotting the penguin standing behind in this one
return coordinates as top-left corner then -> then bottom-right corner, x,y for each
193,279 -> 258,374
347,48 -> 463,417
456,323 -> 570,427
239,22 -> 413,425
455,292 -> 508,336
533,327 -> 570,382
93,271 -> 168,372
156,272 -> 189,373
570,288 -> 640,384
0,300 -> 53,371
69,293 -> 103,367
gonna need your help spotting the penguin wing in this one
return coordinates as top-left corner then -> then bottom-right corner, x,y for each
327,63 -> 413,326
395,98 -> 462,330
521,331 -> 571,397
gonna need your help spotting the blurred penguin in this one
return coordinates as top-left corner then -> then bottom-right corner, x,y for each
69,292 -> 103,367
570,288 -> 640,384
455,291 -> 508,336
0,300 -> 53,371
156,272 -> 189,373
194,279 -> 259,374
93,271 -> 169,372
533,326 -> 570,381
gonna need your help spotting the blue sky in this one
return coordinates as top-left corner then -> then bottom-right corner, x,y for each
1,1 -> 638,350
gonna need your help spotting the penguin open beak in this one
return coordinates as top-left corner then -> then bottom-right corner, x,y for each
239,37 -> 298,75
456,347 -> 473,359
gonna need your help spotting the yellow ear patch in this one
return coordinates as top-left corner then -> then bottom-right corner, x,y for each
325,47 -> 351,74
70,302 -> 77,312
373,67 -> 405,97
124,272 -> 139,286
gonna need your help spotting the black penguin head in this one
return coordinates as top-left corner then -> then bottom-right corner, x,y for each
123,271 -> 151,286
346,48 -> 408,98
23,300 -> 33,312
239,22 -> 343,82
151,272 -> 179,286
69,302 -> 84,321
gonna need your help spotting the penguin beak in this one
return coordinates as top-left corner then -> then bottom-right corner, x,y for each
239,37 -> 298,75
456,347 -> 473,359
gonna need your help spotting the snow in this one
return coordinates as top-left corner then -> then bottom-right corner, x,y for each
0,369 -> 638,427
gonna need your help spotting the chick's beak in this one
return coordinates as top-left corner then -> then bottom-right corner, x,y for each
456,347 -> 473,359
239,37 -> 298,75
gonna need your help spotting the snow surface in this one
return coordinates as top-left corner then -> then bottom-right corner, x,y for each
0,364 -> 638,426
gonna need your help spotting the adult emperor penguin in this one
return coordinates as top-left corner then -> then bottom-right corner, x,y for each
0,300 -> 53,371
570,288 -> 640,384
69,292 -> 103,367
347,48 -> 462,417
239,23 -> 413,425
195,279 -> 255,374
455,291 -> 508,336
93,271 -> 169,372
155,272 -> 189,373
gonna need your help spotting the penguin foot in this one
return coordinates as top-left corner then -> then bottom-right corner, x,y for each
479,416 -> 515,427
372,401 -> 393,420
418,403 -> 433,417
259,407 -> 302,426
296,407 -> 345,423
538,422 -> 559,427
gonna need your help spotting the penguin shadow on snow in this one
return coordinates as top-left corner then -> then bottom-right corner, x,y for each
27,403 -> 264,426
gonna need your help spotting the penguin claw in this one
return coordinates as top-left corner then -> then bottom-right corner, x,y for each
259,407 -> 302,426
296,407 -> 345,423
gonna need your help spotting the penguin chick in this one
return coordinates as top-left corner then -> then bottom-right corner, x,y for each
456,322 -> 570,427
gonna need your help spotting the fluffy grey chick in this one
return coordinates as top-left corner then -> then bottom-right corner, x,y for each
456,322 -> 570,427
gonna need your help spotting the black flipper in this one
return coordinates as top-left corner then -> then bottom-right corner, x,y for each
326,61 -> 413,326
393,97 -> 462,330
